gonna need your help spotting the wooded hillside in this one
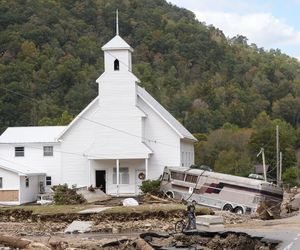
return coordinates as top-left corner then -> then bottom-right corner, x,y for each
1,0 -> 299,181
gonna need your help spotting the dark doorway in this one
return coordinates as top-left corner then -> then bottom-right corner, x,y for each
96,170 -> 106,193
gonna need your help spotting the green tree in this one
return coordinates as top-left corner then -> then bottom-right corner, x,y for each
282,167 -> 298,186
38,110 -> 73,126
250,113 -> 297,178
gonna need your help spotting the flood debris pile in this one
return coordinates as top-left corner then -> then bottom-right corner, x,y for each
281,187 -> 300,216
53,184 -> 86,205
214,211 -> 254,225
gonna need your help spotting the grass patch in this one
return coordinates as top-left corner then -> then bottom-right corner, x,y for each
0,203 -> 212,216
0,204 -> 94,215
103,203 -> 212,215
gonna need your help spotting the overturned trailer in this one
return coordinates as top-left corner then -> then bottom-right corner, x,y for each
160,166 -> 283,216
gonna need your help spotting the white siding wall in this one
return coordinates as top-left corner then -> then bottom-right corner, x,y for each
0,143 -> 61,188
138,97 -> 181,179
60,101 -> 98,188
180,140 -> 195,167
104,50 -> 132,72
19,175 -> 40,203
60,93 -> 149,189
0,169 -> 19,190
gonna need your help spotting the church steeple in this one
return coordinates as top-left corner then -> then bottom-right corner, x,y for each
101,10 -> 133,72
116,9 -> 119,36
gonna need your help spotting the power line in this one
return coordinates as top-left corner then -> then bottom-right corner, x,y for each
1,85 -> 182,150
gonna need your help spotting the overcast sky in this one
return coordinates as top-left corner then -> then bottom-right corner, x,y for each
168,0 -> 300,60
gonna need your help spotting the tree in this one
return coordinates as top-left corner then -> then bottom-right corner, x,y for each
38,110 -> 73,126
272,94 -> 300,128
249,113 -> 297,178
282,167 -> 298,186
195,126 -> 253,175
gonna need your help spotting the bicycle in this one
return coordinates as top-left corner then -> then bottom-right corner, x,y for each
175,218 -> 193,233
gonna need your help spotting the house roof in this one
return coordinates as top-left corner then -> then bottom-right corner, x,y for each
101,35 -> 134,52
0,157 -> 46,176
0,126 -> 66,143
137,87 -> 197,141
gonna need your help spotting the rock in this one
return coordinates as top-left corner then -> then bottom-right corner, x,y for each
25,242 -> 51,250
50,241 -> 69,249
64,221 -> 93,234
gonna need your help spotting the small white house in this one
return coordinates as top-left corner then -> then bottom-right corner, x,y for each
0,158 -> 45,205
0,20 -> 197,204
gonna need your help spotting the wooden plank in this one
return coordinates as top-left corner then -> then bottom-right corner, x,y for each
0,190 -> 19,201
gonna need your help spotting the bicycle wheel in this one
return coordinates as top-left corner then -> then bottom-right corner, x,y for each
174,220 -> 185,233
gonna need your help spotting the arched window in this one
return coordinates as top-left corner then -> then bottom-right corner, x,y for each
114,59 -> 119,71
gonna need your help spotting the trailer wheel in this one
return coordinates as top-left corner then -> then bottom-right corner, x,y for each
166,192 -> 174,199
223,204 -> 233,212
234,206 -> 244,214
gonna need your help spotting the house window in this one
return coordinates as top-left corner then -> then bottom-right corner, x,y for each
0,177 -> 2,188
43,146 -> 53,156
15,147 -> 24,157
113,168 -> 129,184
46,176 -> 52,186
25,177 -> 29,188
114,59 -> 119,70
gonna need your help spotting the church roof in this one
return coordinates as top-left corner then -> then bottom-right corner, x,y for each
0,126 -> 66,143
137,87 -> 197,141
101,35 -> 133,52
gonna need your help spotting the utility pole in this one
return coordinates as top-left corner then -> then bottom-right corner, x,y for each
257,148 -> 267,182
279,152 -> 282,186
276,125 -> 280,185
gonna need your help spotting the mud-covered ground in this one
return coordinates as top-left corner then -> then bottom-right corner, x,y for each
0,207 -> 279,250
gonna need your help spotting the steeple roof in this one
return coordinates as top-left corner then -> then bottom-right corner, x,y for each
101,35 -> 133,52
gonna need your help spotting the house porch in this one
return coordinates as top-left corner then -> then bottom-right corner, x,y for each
88,158 -> 149,196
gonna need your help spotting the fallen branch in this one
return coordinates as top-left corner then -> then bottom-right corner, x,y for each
0,235 -> 31,249
135,238 -> 154,250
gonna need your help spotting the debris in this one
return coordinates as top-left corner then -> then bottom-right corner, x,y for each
64,220 -> 93,234
0,235 -> 31,249
25,242 -> 51,250
214,211 -> 253,224
196,215 -> 224,232
257,203 -> 275,220
53,184 -> 86,205
135,238 -> 154,250
123,198 -> 139,206
77,189 -> 110,203
36,194 -> 54,205
142,194 -> 172,203
78,206 -> 111,214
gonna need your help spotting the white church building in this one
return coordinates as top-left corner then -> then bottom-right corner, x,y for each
0,19 -> 196,205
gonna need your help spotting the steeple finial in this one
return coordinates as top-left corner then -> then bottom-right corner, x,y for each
116,9 -> 119,36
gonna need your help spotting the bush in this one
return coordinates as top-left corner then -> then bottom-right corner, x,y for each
140,179 -> 161,194
283,167 -> 299,186
53,184 -> 86,205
